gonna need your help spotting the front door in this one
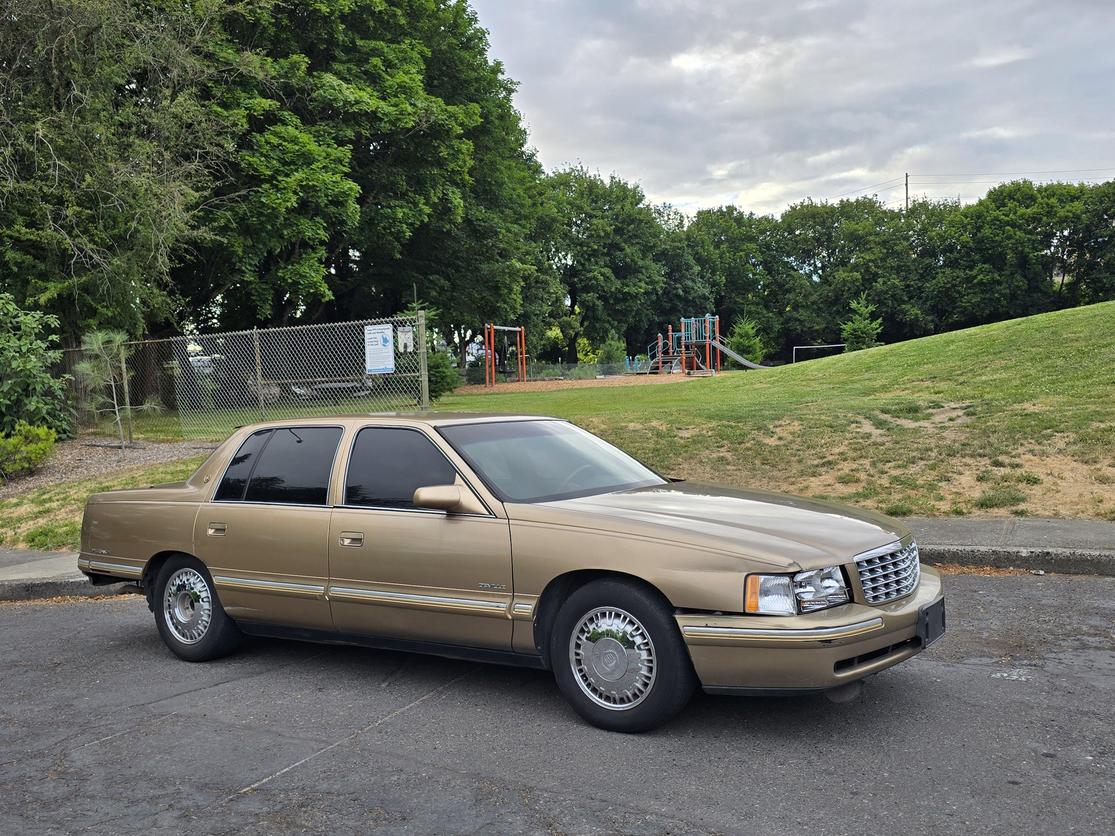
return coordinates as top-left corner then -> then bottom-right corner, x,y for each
195,425 -> 342,630
328,426 -> 513,649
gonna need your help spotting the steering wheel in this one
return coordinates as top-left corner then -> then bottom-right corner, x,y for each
558,464 -> 596,493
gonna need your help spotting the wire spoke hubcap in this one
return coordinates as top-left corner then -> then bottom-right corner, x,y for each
569,606 -> 656,710
163,568 -> 213,645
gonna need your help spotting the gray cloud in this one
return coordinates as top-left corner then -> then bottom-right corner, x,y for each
470,0 -> 1115,213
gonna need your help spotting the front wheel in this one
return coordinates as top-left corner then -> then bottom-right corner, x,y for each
153,556 -> 241,662
550,579 -> 695,732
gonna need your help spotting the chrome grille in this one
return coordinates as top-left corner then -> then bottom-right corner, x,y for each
855,541 -> 921,604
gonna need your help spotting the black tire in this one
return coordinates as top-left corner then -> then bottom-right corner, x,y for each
152,555 -> 241,662
549,578 -> 696,732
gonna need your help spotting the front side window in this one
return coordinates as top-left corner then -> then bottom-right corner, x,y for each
438,420 -> 665,503
216,426 -> 342,505
345,427 -> 458,508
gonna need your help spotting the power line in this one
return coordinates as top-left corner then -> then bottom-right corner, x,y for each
914,166 -> 1115,177
824,177 -> 904,201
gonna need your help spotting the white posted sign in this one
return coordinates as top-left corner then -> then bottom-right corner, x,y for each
364,324 -> 395,374
396,325 -> 415,353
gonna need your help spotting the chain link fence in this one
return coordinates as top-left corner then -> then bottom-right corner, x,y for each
64,314 -> 429,440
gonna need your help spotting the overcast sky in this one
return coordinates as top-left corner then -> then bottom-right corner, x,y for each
469,0 -> 1115,215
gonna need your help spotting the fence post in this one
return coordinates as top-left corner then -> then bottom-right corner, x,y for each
252,328 -> 265,422
118,344 -> 134,444
416,310 -> 430,410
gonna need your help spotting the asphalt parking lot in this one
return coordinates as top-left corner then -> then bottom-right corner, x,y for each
1,573 -> 1113,835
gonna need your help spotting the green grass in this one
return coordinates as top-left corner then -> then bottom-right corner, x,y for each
434,301 -> 1115,519
0,457 -> 207,551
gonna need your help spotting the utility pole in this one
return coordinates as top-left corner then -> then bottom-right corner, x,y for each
905,172 -> 909,212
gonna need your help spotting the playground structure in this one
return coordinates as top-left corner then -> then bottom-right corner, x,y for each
631,315 -> 770,375
483,322 -> 527,386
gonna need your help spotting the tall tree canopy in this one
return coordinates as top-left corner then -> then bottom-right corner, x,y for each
1,1 -> 1114,361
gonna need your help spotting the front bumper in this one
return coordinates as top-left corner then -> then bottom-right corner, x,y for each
676,564 -> 944,693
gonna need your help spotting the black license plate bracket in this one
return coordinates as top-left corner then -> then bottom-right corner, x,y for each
917,598 -> 946,647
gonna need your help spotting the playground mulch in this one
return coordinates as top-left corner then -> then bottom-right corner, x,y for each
455,373 -> 703,396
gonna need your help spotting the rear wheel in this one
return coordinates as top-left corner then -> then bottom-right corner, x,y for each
550,579 -> 695,732
153,556 -> 241,662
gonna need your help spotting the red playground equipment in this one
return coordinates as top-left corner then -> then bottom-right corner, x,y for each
483,322 -> 527,386
641,314 -> 768,375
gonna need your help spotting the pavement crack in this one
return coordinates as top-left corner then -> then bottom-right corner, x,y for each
129,649 -> 330,712
222,672 -> 470,802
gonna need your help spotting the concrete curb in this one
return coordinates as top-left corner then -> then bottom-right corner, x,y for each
0,578 -> 138,602
920,545 -> 1115,577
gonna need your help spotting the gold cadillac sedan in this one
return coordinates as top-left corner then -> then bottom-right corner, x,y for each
79,414 -> 945,732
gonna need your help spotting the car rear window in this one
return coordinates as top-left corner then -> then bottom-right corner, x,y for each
345,427 -> 457,509
216,427 -> 342,505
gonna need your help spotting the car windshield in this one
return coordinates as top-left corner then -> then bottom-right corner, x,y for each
438,420 -> 666,503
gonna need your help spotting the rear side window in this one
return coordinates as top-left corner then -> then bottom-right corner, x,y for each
214,430 -> 270,501
345,428 -> 458,509
216,427 -> 342,505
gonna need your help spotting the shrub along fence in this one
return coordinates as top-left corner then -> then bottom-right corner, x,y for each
62,314 -> 430,440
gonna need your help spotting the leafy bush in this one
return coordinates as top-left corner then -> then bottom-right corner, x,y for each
727,317 -> 767,365
576,337 -> 597,364
596,332 -> 627,365
0,422 -> 57,481
427,351 -> 461,401
465,363 -> 485,385
841,294 -> 884,352
0,294 -> 72,437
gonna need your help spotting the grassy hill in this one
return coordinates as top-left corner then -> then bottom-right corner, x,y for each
442,301 -> 1115,519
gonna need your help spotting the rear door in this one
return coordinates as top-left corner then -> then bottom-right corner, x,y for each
328,426 -> 514,649
195,425 -> 342,630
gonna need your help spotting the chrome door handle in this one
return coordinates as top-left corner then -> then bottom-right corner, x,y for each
207,523 -> 227,536
339,531 -> 364,547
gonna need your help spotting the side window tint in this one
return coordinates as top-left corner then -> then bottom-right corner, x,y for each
214,430 -> 271,501
346,428 -> 458,508
242,427 -> 342,505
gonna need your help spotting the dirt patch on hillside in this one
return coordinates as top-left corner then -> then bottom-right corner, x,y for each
886,402 -> 972,428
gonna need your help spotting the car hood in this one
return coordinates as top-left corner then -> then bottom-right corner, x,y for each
521,481 -> 909,571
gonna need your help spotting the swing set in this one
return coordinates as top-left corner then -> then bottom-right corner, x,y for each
482,322 -> 527,386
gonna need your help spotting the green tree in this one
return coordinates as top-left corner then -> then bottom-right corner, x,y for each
1065,181 -> 1115,304
727,317 -> 767,365
0,293 -> 71,436
170,0 -> 483,332
596,332 -> 627,369
384,2 -> 558,366
545,168 -> 665,362
687,206 -> 812,357
0,0 -> 236,340
841,294 -> 884,351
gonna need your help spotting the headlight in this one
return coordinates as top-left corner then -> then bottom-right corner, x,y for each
792,566 -> 850,612
745,566 -> 850,615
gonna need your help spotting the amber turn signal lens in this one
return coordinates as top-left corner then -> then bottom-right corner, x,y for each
745,575 -> 761,613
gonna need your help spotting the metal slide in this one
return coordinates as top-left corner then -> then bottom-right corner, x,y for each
709,338 -> 771,370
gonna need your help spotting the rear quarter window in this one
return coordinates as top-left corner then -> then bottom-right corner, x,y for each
216,427 -> 342,505
214,430 -> 270,501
